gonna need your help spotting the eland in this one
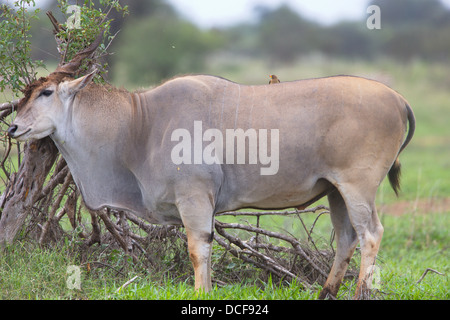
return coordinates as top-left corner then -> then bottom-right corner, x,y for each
8,36 -> 415,299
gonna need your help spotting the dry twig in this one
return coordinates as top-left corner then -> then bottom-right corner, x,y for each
116,276 -> 139,293
213,205 -> 335,287
416,268 -> 445,284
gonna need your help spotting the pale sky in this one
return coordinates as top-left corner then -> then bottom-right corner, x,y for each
11,0 -> 450,28
167,0 -> 450,28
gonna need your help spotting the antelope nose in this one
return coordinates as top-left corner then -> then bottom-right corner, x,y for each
7,124 -> 18,137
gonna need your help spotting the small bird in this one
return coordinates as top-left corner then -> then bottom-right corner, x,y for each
269,74 -> 280,84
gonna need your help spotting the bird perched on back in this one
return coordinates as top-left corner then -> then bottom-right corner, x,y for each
269,75 -> 280,84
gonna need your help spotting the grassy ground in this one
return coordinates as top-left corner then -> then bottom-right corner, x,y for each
0,57 -> 448,300
0,211 -> 447,300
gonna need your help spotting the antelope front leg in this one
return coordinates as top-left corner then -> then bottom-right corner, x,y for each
186,228 -> 213,292
177,195 -> 215,292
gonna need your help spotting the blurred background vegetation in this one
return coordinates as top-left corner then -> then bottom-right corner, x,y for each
5,0 -> 449,87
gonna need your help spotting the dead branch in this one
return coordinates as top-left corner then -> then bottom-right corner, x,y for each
216,205 -> 329,217
0,138 -> 59,245
215,220 -> 329,279
82,261 -> 126,277
116,276 -> 139,293
215,221 -> 312,288
84,207 -> 101,246
39,160 -> 69,201
211,205 -> 338,288
416,268 -> 445,284
97,209 -> 128,251
213,230 -> 281,278
39,172 -> 72,245
0,134 -> 13,182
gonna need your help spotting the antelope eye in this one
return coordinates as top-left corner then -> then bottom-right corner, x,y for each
40,89 -> 53,97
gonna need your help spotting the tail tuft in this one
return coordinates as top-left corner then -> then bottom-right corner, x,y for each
388,158 -> 402,197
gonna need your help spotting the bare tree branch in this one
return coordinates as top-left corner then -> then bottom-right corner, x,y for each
417,268 -> 445,284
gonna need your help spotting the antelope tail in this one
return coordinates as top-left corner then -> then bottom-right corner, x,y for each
388,103 -> 415,196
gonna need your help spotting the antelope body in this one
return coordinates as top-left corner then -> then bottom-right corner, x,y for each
8,38 -> 415,299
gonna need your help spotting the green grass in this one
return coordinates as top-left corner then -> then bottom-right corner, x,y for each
0,210 -> 447,300
105,277 -> 320,300
377,212 -> 449,300
0,242 -> 81,299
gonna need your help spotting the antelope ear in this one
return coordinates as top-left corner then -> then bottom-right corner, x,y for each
63,71 -> 96,95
